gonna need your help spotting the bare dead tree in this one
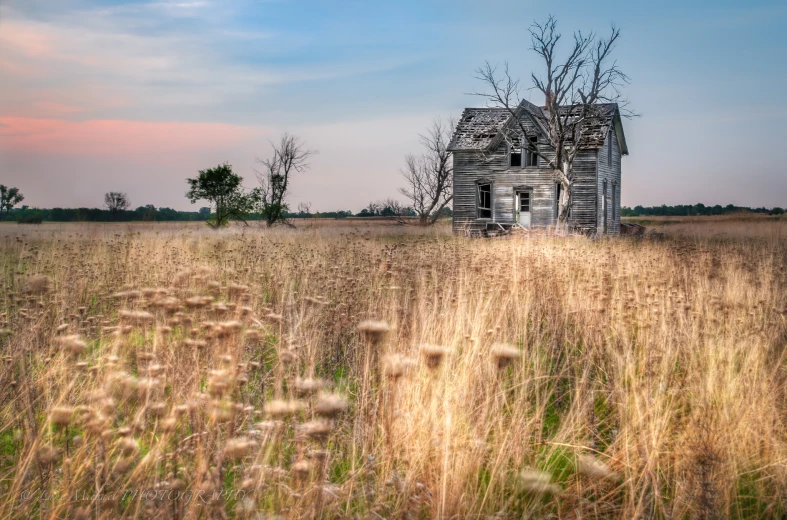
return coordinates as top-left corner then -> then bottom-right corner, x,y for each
104,191 -> 129,220
255,133 -> 315,227
399,117 -> 455,226
473,15 -> 635,232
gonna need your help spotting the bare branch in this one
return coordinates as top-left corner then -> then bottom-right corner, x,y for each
473,15 -> 634,232
255,133 -> 316,226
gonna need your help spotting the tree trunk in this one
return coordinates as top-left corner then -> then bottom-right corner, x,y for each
556,162 -> 571,234
419,215 -> 428,227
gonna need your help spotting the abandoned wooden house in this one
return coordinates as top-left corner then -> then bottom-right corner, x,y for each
448,100 -> 628,236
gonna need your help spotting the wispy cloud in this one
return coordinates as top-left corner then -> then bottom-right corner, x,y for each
0,0 -> 431,124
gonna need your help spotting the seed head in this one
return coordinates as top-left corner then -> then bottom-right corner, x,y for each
50,406 -> 74,427
112,457 -> 135,475
185,296 -> 212,308
118,437 -> 139,457
57,334 -> 87,355
382,354 -> 414,380
491,343 -> 521,369
207,369 -> 232,397
357,320 -> 390,345
421,345 -> 449,370
291,459 -> 311,481
119,309 -> 155,325
112,290 -> 142,300
294,377 -> 324,397
518,468 -> 560,495
577,454 -> 618,481
161,417 -> 177,432
297,420 -> 332,443
314,393 -> 349,418
264,399 -> 304,418
25,274 -> 51,295
38,445 -> 60,465
279,349 -> 297,364
224,437 -> 257,460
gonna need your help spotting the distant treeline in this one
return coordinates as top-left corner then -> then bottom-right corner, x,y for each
15,202 -> 783,222
8,206 -> 206,223
622,203 -> 784,217
4,203 -> 449,223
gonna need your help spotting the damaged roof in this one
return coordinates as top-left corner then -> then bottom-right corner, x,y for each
446,108 -> 512,151
447,101 -> 628,155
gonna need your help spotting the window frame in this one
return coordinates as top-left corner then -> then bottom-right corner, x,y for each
519,191 -> 531,213
525,135 -> 539,167
508,145 -> 522,168
476,183 -> 492,220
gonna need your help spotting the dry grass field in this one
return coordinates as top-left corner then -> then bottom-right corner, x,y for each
0,218 -> 785,519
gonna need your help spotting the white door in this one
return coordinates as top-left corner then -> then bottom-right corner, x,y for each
516,192 -> 531,227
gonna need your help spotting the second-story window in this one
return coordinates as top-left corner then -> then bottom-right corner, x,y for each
509,146 -> 522,167
525,135 -> 538,166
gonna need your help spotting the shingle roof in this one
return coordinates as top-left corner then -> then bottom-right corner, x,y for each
448,102 -> 626,154
447,108 -> 512,151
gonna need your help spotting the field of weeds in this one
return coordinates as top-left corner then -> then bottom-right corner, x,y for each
0,220 -> 785,519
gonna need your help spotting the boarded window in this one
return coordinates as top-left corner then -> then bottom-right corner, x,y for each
477,184 -> 492,219
607,129 -> 613,166
612,181 -> 617,224
509,147 -> 522,167
601,180 -> 609,233
525,136 -> 538,166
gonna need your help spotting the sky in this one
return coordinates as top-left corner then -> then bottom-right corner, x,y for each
1,0 -> 786,212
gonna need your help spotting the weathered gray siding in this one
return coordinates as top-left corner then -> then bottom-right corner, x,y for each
596,124 -> 622,235
452,151 -> 558,235
570,150 -> 600,231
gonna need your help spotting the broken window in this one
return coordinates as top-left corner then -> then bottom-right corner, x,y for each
477,184 -> 492,219
525,136 -> 538,166
509,146 -> 522,168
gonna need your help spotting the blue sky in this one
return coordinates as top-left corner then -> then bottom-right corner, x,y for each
1,0 -> 786,210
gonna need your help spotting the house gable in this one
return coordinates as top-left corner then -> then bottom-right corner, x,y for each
448,101 -> 628,156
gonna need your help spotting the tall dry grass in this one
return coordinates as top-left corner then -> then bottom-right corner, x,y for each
0,221 -> 785,519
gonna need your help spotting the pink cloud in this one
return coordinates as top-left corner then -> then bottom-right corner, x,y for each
1,22 -> 56,58
0,117 -> 261,156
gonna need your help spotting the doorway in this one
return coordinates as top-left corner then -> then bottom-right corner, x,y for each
516,191 -> 532,227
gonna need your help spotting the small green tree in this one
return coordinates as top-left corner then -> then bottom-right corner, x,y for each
0,185 -> 24,221
186,163 -> 258,228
